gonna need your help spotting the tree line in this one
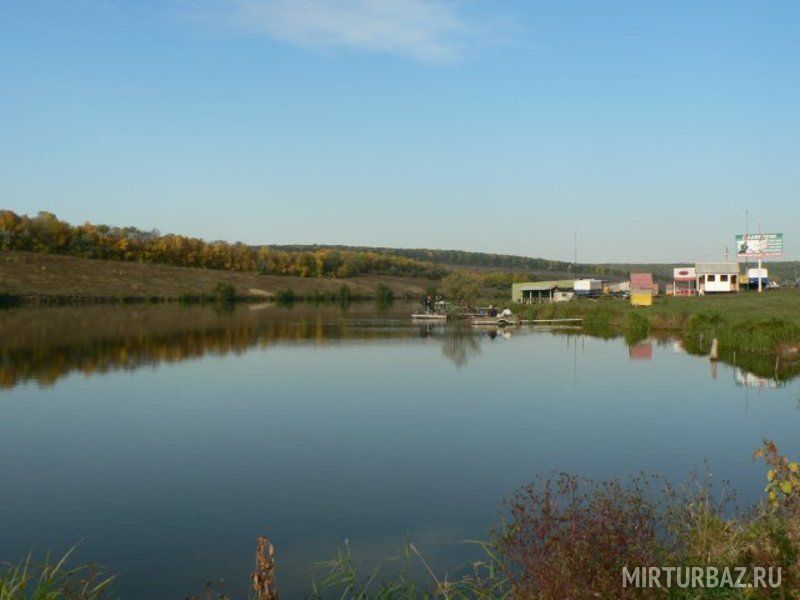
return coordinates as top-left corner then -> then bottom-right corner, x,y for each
0,211 -> 448,279
272,244 -> 630,278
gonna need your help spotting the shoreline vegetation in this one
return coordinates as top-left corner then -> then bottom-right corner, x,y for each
3,210 -> 800,308
2,249 -> 800,381
5,210 -> 800,284
3,441 -> 800,599
510,291 -> 800,378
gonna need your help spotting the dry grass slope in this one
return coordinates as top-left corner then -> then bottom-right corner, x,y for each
0,251 -> 436,301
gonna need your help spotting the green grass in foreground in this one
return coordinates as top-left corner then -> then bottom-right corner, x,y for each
0,546 -> 114,599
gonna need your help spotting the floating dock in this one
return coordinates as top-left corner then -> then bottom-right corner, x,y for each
471,318 -> 519,326
470,317 -> 584,327
523,318 -> 583,324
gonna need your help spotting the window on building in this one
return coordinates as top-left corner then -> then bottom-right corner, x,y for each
721,274 -> 728,282
708,274 -> 716,282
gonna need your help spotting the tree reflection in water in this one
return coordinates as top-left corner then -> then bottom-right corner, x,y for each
0,303 -> 424,389
2,302 -> 798,389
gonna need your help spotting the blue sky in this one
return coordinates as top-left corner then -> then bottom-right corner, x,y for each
1,0 -> 798,262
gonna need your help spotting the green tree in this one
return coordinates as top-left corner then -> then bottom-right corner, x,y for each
338,284 -> 353,303
442,272 -> 481,307
375,284 -> 394,304
212,282 -> 236,303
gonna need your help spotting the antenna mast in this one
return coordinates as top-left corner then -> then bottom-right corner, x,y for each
573,232 -> 577,271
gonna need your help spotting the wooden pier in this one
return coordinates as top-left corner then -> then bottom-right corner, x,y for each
471,317 -> 584,327
522,318 -> 583,324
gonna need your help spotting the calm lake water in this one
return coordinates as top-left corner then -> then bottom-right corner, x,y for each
1,302 -> 799,597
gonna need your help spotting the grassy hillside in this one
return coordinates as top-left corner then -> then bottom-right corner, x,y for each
6,211 -> 797,289
3,212 -> 798,305
0,251 -> 436,302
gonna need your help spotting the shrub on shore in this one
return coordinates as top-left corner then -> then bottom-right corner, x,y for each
312,443 -> 797,599
0,291 -> 20,308
338,284 -> 353,304
275,288 -> 296,305
212,282 -> 236,304
375,284 -> 394,304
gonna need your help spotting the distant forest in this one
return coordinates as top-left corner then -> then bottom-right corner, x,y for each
2,211 -> 797,283
276,245 -> 800,284
273,244 -> 630,278
0,211 -> 446,279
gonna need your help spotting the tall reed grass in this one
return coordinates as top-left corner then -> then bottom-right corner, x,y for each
0,546 -> 114,600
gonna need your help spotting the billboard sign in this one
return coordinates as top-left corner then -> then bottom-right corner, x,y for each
736,233 -> 783,259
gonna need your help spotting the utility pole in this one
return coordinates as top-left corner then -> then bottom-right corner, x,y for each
574,232 -> 577,273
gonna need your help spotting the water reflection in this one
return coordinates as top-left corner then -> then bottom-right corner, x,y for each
2,303 -> 799,390
624,335 -> 800,384
438,325 -> 479,367
735,368 -> 782,389
2,303 -> 800,598
0,304 -> 514,388
628,342 -> 653,360
0,303 -> 420,389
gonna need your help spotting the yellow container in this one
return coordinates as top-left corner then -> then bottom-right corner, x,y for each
631,291 -> 653,307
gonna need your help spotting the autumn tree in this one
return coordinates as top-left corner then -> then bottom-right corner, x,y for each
0,210 -> 447,280
442,271 -> 482,308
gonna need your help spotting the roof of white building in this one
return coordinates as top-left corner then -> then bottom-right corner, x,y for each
695,262 -> 741,275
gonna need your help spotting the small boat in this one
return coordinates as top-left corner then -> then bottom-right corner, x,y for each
413,299 -> 449,320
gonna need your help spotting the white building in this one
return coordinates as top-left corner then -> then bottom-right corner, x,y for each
573,278 -> 603,297
695,262 -> 741,294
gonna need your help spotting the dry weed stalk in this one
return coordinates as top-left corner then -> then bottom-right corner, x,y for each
252,536 -> 278,600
